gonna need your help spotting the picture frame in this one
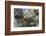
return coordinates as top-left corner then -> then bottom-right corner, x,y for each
5,1 -> 45,35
